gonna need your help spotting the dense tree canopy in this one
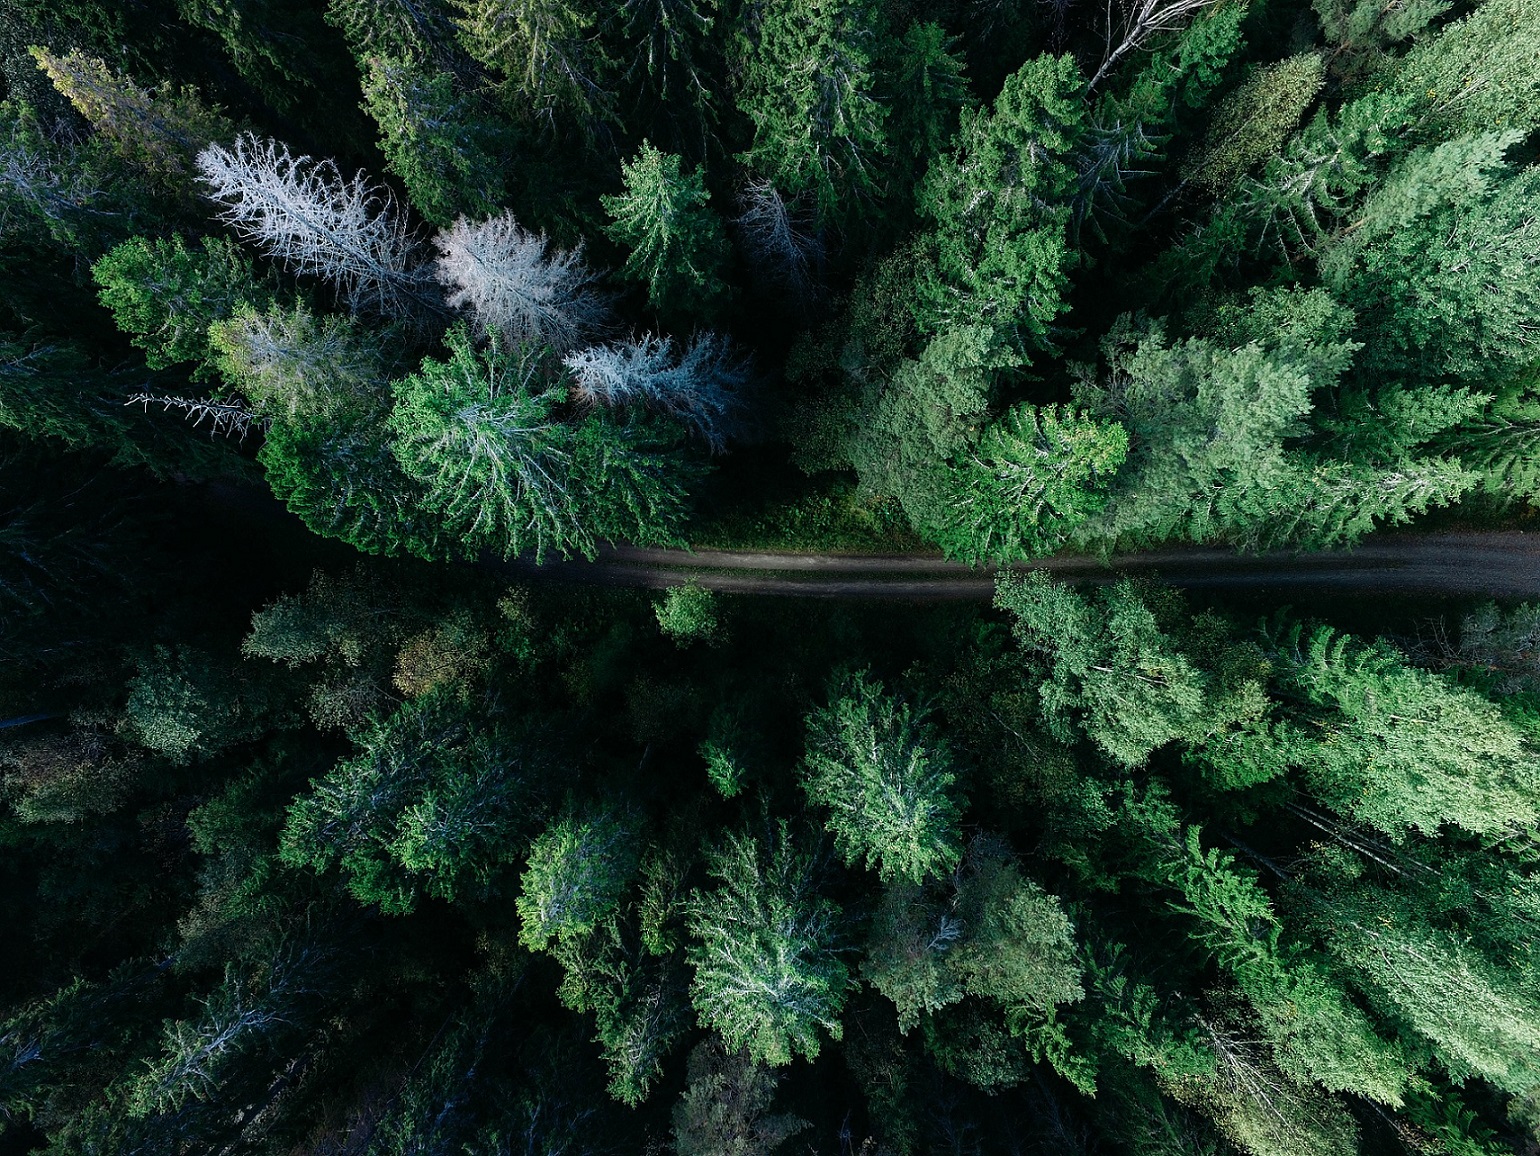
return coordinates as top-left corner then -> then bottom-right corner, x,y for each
3,0 -> 1540,1150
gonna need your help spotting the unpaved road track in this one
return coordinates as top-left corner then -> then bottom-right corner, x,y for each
494,532 -> 1540,600
207,484 -> 1540,600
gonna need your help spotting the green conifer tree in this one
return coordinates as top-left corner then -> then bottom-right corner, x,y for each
686,821 -> 848,1065
93,234 -> 274,377
914,52 -> 1083,363
1271,622 -> 1540,836
386,326 -> 578,560
934,403 -> 1129,563
517,809 -> 639,953
735,0 -> 888,224
452,0 -> 613,135
995,573 -> 1215,766
360,52 -> 510,227
602,141 -> 729,318
30,47 -> 235,192
801,669 -> 963,884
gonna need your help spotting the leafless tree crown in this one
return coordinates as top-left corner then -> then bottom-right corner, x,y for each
432,211 -> 612,354
196,134 -> 426,315
732,178 -> 823,305
563,332 -> 752,452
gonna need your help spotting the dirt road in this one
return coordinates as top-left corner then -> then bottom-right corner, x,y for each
493,532 -> 1540,600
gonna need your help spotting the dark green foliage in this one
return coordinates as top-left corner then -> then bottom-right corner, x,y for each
1269,620 -> 1540,836
1182,53 -> 1325,196
121,644 -> 282,762
1312,0 -> 1449,81
866,839 -> 1083,1051
0,337 -> 245,479
360,52 -> 511,227
387,327 -> 578,558
175,0 -> 369,149
1070,291 -> 1477,551
453,0 -> 614,135
31,47 -> 236,192
93,234 -> 274,376
883,22 -> 971,212
3,531 -> 1540,1151
734,0 -> 887,225
387,325 -> 699,560
935,403 -> 1129,562
1321,137 -> 1540,384
996,572 -> 1218,766
259,405 -> 439,557
672,1039 -> 808,1156
517,807 -> 638,951
1441,383 -> 1540,506
945,846 -> 1083,1017
280,689 -> 533,912
615,0 -> 720,153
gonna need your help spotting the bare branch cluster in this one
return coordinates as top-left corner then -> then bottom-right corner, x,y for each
432,211 -> 611,353
732,178 -> 823,305
196,134 -> 428,315
127,393 -> 266,440
564,332 -> 753,453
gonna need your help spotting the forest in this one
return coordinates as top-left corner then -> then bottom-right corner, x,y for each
2,0 -> 1540,1151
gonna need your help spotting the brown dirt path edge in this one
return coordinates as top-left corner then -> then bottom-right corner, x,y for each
487,532 -> 1540,600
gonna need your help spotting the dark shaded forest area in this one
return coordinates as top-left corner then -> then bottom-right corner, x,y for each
3,0 -> 1540,1152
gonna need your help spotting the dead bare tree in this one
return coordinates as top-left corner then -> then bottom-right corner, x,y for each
127,394 -> 266,440
197,134 -> 433,317
1086,0 -> 1225,91
732,178 -> 823,308
563,331 -> 753,452
432,212 -> 612,353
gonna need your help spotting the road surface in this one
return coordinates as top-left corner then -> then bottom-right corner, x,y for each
491,532 -> 1540,600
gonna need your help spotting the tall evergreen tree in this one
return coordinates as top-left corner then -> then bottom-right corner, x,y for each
914,52 -> 1083,364
933,403 -> 1129,563
31,48 -> 234,192
1269,621 -> 1540,836
93,234 -> 274,377
734,0 -> 888,225
686,821 -> 848,1066
452,0 -> 614,135
601,141 -> 729,319
801,669 -> 963,884
386,325 -> 580,560
359,52 -> 510,227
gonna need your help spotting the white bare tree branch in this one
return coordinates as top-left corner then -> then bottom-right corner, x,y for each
1087,0 -> 1225,91
196,133 -> 430,316
563,332 -> 753,453
432,212 -> 611,354
127,393 -> 265,440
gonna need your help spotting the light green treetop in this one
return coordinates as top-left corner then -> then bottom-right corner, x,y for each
802,669 -> 963,884
686,821 -> 848,1065
602,141 -> 729,318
